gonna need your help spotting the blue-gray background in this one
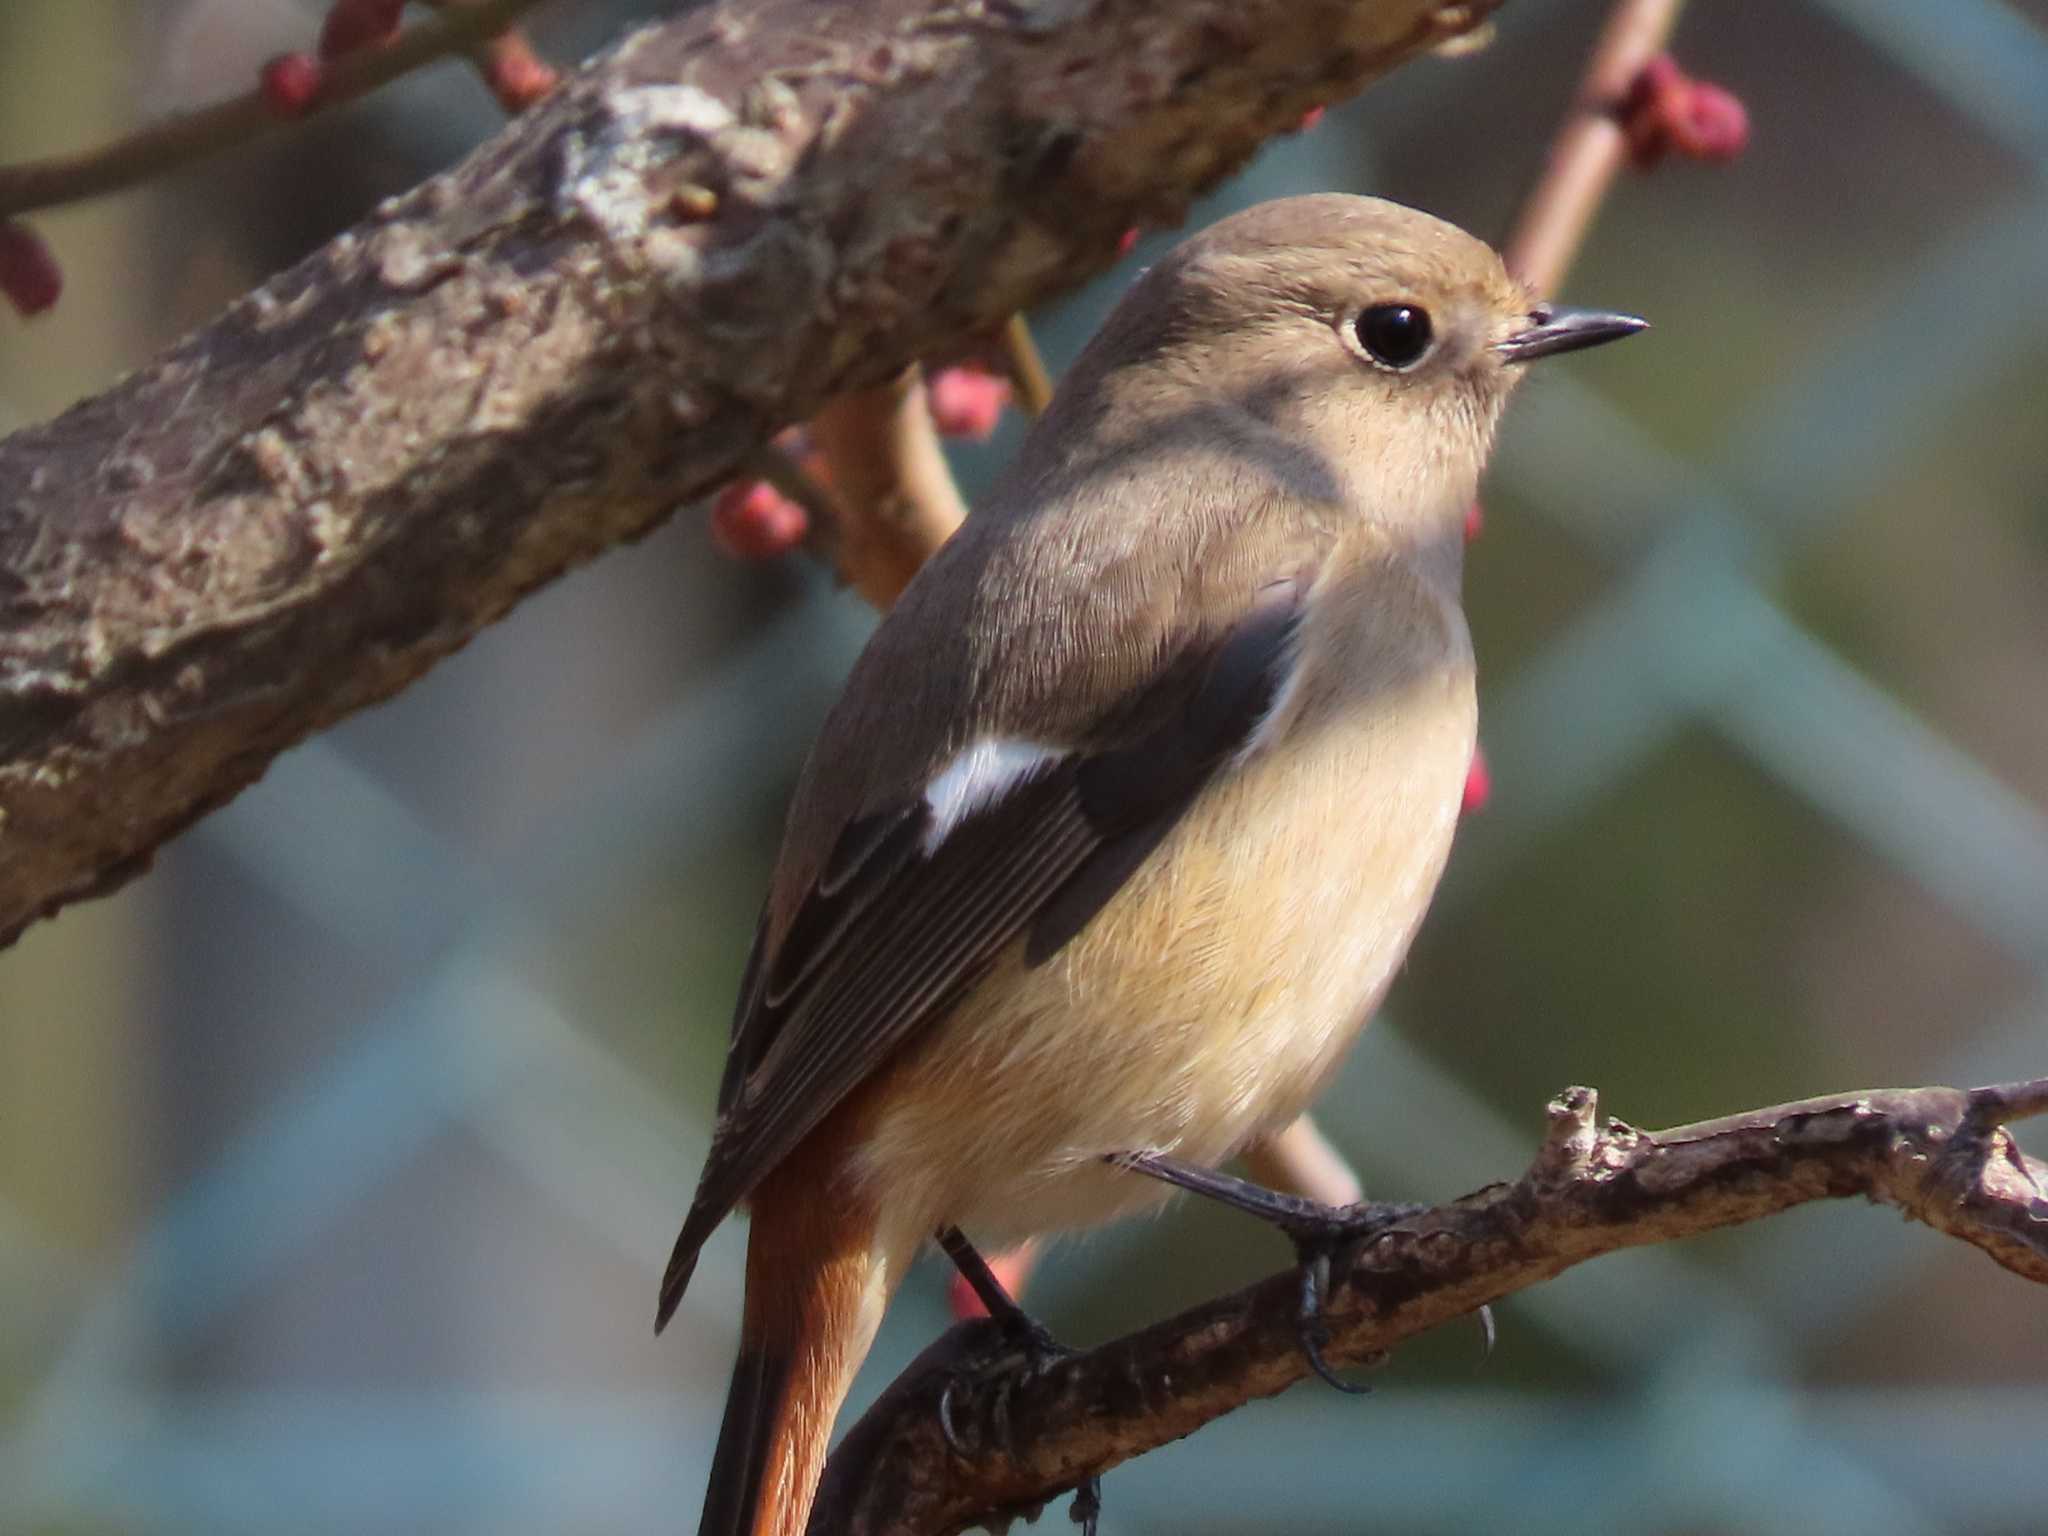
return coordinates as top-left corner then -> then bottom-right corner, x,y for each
2,2 -> 2045,1532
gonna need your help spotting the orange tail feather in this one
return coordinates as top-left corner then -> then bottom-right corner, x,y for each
699,1163 -> 895,1536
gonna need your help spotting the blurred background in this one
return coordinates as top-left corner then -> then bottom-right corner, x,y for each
3,1 -> 2046,1532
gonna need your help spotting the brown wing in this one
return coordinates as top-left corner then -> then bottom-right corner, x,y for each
655,584 -> 1305,1330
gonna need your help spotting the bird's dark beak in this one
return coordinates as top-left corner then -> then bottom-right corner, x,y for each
1494,304 -> 1648,363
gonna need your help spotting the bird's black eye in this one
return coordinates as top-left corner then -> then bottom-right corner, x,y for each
1354,303 -> 1434,369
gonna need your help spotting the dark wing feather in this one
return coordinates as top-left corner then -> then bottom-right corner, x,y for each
655,580 -> 1305,1330
1029,585 -> 1303,961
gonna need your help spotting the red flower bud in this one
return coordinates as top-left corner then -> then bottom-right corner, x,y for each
710,480 -> 809,561
0,221 -> 62,316
259,52 -> 324,118
480,32 -> 559,113
1461,747 -> 1492,816
317,0 -> 403,59
1619,55 -> 1750,170
1670,77 -> 1749,161
927,366 -> 1012,441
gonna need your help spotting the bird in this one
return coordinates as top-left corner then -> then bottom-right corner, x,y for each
656,192 -> 1645,1536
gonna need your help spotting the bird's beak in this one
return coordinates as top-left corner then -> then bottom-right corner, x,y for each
1494,304 -> 1648,363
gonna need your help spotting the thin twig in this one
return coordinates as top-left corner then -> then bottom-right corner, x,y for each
1501,0 -> 1686,294
998,313 -> 1056,418
807,313 -> 1047,609
0,0 -> 546,220
806,370 -> 970,608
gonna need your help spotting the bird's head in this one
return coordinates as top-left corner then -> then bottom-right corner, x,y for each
1048,194 -> 1645,529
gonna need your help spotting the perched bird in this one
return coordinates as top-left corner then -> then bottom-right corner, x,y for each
658,193 -> 1644,1536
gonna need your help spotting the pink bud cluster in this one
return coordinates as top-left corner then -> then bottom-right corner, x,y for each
260,0 -> 401,116
259,52 -> 325,117
710,477 -> 810,562
709,364 -> 1014,564
262,0 -> 557,122
1619,54 -> 1750,170
477,32 -> 560,113
925,365 -> 1011,441
0,221 -> 62,316
317,0 -> 403,58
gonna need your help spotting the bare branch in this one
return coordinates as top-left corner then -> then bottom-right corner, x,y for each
814,1079 -> 2048,1536
0,0 -> 548,219
1500,0 -> 1684,293
0,0 -> 1499,946
996,314 -> 1055,420
808,371 -> 968,608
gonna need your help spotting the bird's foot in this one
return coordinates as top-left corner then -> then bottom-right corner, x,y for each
935,1224 -> 1070,1377
934,1309 -> 1075,1452
1106,1150 -> 1427,1392
1068,1471 -> 1103,1536
933,1227 -> 1076,1437
933,1227 -> 1102,1531
1286,1221 -> 1399,1393
933,1315 -> 1101,1533
1293,1219 -> 1500,1382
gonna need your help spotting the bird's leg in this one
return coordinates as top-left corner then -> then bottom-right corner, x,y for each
1105,1150 -> 1425,1393
934,1226 -> 1102,1535
937,1225 -> 1062,1360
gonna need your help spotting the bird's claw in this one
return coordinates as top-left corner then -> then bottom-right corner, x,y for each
937,1371 -> 969,1457
1101,1153 -> 1421,1393
1292,1242 -> 1371,1394
935,1310 -> 1078,1459
1280,1201 -> 1424,1394
1289,1236 -> 1377,1393
1069,1473 -> 1103,1536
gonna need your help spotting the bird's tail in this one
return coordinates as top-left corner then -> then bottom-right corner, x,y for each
698,1176 -> 894,1536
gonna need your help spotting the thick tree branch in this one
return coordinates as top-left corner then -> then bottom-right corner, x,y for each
0,0 -> 1499,945
814,1079 -> 2048,1536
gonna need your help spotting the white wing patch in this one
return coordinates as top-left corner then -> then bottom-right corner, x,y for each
921,738 -> 1062,853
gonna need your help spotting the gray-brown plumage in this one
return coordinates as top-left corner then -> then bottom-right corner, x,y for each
659,193 -> 1644,1536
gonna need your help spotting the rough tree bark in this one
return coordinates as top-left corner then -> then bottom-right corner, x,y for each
0,0 -> 1498,945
